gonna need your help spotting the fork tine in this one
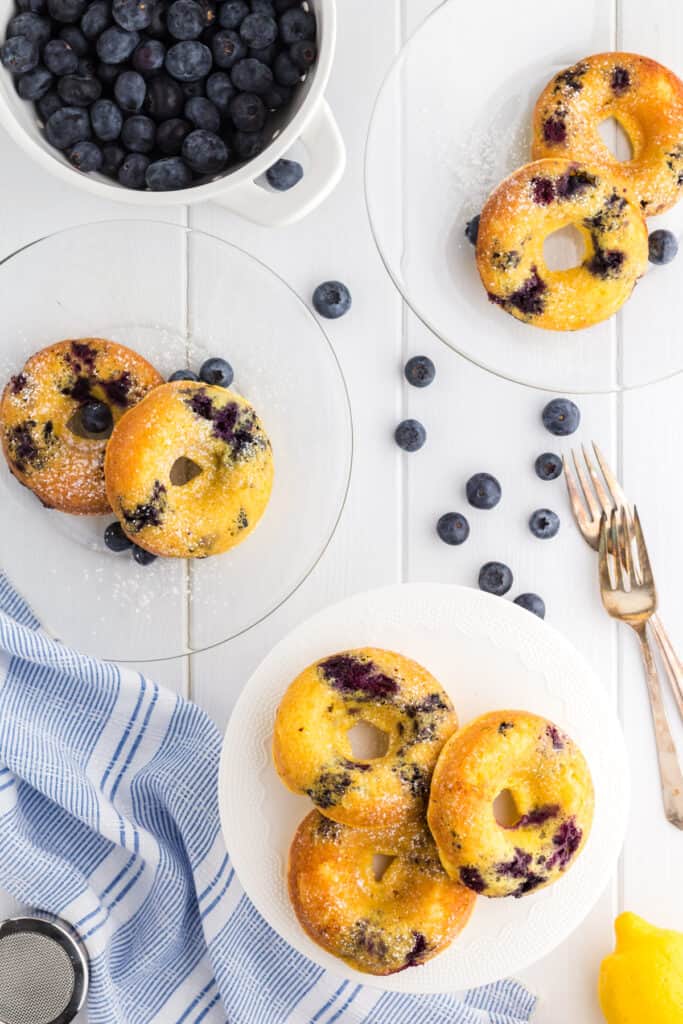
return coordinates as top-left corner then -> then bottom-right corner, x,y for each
598,513 -> 613,592
609,509 -> 624,589
615,505 -> 632,581
571,448 -> 602,522
592,442 -> 630,509
632,506 -> 655,588
583,444 -> 614,517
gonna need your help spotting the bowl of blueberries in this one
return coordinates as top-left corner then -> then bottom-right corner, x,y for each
0,0 -> 344,222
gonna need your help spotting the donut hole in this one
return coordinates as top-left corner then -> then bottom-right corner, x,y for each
371,853 -> 395,882
66,405 -> 113,440
598,116 -> 633,162
170,456 -> 203,486
347,721 -> 390,760
493,788 -> 521,828
543,225 -> 585,271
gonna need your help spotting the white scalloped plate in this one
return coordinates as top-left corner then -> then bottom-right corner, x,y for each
218,583 -> 628,992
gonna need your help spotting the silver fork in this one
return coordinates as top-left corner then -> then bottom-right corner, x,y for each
598,508 -> 683,829
564,442 -> 683,721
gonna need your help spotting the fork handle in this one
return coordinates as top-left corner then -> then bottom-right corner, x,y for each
650,614 -> 683,723
634,624 -> 683,830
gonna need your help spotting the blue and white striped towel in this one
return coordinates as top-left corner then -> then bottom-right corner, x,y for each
0,573 -> 536,1024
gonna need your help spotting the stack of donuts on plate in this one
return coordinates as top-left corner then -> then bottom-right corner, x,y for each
475,53 -> 683,330
273,647 -> 595,975
0,337 -> 273,559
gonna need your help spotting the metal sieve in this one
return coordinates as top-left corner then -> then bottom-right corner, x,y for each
0,918 -> 88,1024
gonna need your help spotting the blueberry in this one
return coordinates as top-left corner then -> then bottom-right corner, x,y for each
156,116 -> 191,154
196,0 -> 216,29
312,280 -> 351,319
208,27 -> 244,68
146,2 -> 167,37
47,0 -> 86,21
542,398 -> 580,436
117,151 -> 149,187
240,12 -> 277,48
274,0 -> 299,9
143,72 -> 184,118
395,419 -> 426,452
279,7 -> 315,44
648,229 -> 678,265
37,89 -> 62,120
229,90 -> 265,130
404,355 -> 435,388
169,368 -> 199,381
43,39 -> 78,75
97,26 -> 140,63
219,0 -> 248,28
76,55 -> 97,77
529,508 -> 560,539
17,65 -> 53,99
198,356 -> 233,386
121,113 -> 155,151
132,38 -> 165,75
232,128 -> 265,160
263,80 -> 291,107
230,56 -> 272,92
90,98 -> 123,140
167,0 -> 205,39
478,561 -> 513,596
248,41 -> 277,64
514,593 -> 546,619
205,70 -> 234,111
133,545 -> 157,565
466,472 -> 501,510
1,37 -> 38,75
58,73 -> 102,105
112,0 -> 152,31
145,155 -> 192,190
184,95 -> 220,130
437,512 -> 470,545
165,40 -> 212,80
535,452 -> 563,481
17,0 -> 46,11
251,0 -> 274,13
45,105 -> 90,148
101,142 -> 125,174
180,78 -> 204,98
80,399 -> 112,432
58,25 -> 88,55
465,214 -> 480,245
80,0 -> 109,38
265,157 -> 302,191
96,61 -> 120,87
104,521 -> 133,551
273,50 -> 299,85
289,38 -> 316,71
114,69 -> 146,111
7,12 -> 51,46
182,128 -> 228,173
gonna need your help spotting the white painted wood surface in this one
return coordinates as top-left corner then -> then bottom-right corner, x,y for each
1,0 -> 682,1021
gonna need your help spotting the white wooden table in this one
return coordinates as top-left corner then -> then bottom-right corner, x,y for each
1,1 -> 683,1021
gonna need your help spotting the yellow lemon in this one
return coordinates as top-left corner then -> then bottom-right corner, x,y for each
599,911 -> 683,1023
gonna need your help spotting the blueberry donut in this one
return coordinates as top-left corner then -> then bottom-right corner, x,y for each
104,381 -> 273,558
273,648 -> 458,829
532,53 -> 683,215
0,339 -> 163,515
476,159 -> 648,330
288,810 -> 476,975
427,710 -> 594,898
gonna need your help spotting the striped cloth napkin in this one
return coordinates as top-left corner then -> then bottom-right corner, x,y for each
0,573 -> 536,1024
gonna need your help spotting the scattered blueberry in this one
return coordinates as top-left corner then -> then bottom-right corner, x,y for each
312,280 -> 352,319
199,356 -> 233,387
145,155 -> 192,189
466,472 -> 501,510
133,545 -> 157,565
114,68 -> 145,110
219,0 -> 248,29
17,66 -> 53,99
404,355 -> 435,388
229,90 -> 264,130
542,398 -> 581,436
529,509 -> 560,539
514,593 -> 546,619
43,37 -> 78,74
437,512 -> 470,545
465,214 -> 480,245
80,399 -> 112,432
132,38 -> 165,75
395,419 -> 426,452
535,452 -> 563,481
169,368 -> 199,381
67,137 -> 103,170
265,156 -> 302,190
104,520 -> 133,552
1,36 -> 38,75
112,0 -> 152,32
648,229 -> 678,265
90,97 -> 123,140
117,150 -> 149,187
478,561 -> 513,596
240,12 -> 277,48
45,105 -> 90,148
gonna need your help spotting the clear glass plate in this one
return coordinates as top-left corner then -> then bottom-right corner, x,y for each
0,221 -> 352,662
365,0 -> 683,394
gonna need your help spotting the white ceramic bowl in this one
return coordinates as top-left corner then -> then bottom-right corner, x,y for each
0,0 -> 344,224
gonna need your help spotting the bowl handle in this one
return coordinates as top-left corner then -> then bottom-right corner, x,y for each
212,100 -> 345,226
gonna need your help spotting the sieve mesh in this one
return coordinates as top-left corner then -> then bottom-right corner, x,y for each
0,932 -> 75,1024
